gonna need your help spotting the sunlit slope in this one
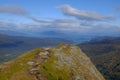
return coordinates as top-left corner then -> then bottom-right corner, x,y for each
0,44 -> 105,80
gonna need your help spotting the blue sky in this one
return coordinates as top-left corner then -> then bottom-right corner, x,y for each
0,0 -> 120,38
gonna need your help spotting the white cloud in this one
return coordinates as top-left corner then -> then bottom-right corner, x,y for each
0,4 -> 119,37
0,19 -> 120,36
0,5 -> 44,23
0,5 -> 28,16
59,4 -> 115,21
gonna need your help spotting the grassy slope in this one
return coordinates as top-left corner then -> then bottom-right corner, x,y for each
0,48 -> 43,80
40,44 -> 105,80
0,44 -> 105,80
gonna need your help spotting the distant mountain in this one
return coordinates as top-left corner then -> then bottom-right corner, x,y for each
0,34 -> 73,63
0,30 -> 27,36
41,31 -> 65,37
78,37 -> 120,80
0,44 -> 105,80
0,30 -> 94,43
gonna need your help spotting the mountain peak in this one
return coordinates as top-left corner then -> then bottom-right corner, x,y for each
0,44 -> 105,80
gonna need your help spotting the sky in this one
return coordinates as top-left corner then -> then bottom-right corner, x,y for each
0,0 -> 120,38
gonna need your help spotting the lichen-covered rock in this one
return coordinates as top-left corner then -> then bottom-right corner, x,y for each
40,44 -> 105,80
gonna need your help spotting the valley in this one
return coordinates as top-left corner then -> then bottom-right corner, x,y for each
0,34 -> 72,63
79,37 -> 120,80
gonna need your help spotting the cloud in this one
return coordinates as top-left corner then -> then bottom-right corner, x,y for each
115,6 -> 120,11
27,16 -> 52,23
1,19 -> 120,35
0,4 -> 115,23
0,4 -> 119,37
0,21 -> 22,31
59,4 -> 115,21
0,19 -> 89,31
0,5 -> 28,16
0,5 -> 43,23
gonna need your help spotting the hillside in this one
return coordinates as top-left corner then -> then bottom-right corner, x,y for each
79,37 -> 120,80
79,37 -> 120,56
0,34 -> 72,63
0,44 -> 105,80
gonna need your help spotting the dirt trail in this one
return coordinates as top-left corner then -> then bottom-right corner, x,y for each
28,48 -> 50,80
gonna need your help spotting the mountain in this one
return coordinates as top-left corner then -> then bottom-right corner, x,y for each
0,34 -> 73,63
0,44 -> 105,80
78,37 -> 120,80
0,30 -> 95,42
0,30 -> 27,36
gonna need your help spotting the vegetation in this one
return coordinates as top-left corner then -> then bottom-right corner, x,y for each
79,37 -> 120,80
0,44 -> 105,80
0,48 -> 43,80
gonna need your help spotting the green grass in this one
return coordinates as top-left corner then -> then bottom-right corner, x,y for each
0,44 -> 105,80
0,48 -> 43,80
39,49 -> 72,80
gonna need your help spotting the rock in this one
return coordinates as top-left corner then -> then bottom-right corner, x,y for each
43,47 -> 50,50
39,51 -> 49,56
27,61 -> 34,65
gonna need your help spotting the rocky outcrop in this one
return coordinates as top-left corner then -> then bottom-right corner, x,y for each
28,48 -> 50,80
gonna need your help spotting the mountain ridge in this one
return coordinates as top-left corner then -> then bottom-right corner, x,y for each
0,44 -> 105,80
0,34 -> 72,63
79,37 -> 120,80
